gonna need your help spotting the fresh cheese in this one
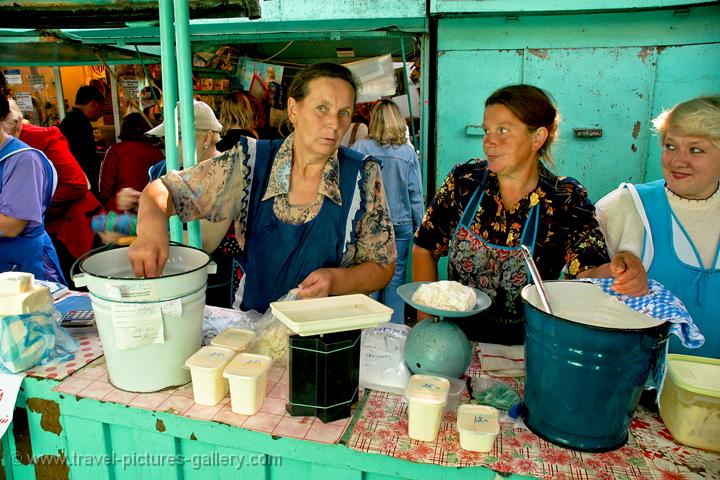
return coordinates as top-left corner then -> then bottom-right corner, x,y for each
0,285 -> 53,315
412,281 -> 477,312
0,272 -> 35,295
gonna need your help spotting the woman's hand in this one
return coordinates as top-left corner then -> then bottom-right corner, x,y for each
297,268 -> 335,299
128,180 -> 175,278
128,231 -> 169,278
609,252 -> 648,296
116,188 -> 142,212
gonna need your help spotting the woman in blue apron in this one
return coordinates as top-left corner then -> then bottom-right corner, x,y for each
413,85 -> 616,345
0,86 -> 65,283
128,63 -> 396,312
597,96 -> 720,358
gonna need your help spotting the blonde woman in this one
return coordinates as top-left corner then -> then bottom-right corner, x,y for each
352,99 -> 424,324
596,95 -> 720,358
217,91 -> 257,151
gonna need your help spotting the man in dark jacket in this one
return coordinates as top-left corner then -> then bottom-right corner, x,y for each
59,85 -> 104,198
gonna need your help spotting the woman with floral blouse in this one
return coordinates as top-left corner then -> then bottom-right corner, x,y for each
412,84 -> 645,345
128,63 -> 396,313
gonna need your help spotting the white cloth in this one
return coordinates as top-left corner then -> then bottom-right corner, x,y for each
596,184 -> 720,269
477,342 -> 525,377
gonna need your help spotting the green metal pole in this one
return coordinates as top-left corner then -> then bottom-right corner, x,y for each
174,0 -> 201,249
53,67 -> 66,120
159,0 -> 183,243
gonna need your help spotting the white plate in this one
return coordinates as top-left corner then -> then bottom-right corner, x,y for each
269,294 -> 392,336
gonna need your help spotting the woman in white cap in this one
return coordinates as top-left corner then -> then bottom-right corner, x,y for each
129,63 -> 395,314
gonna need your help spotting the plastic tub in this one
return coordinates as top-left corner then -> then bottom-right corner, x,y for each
211,327 -> 255,352
405,374 -> 450,442
443,376 -> 467,413
659,354 -> 720,452
457,405 -> 500,452
184,346 -> 236,406
223,353 -> 272,415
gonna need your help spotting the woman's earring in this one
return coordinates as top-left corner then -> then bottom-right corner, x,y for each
203,143 -> 209,149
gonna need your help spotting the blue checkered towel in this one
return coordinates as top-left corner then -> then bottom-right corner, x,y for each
585,278 -> 704,348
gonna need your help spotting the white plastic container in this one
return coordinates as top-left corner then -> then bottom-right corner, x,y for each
184,346 -> 236,406
659,354 -> 720,452
270,294 -> 392,336
405,374 -> 450,442
456,405 -> 500,452
444,377 -> 467,413
223,352 -> 272,415
211,327 -> 255,352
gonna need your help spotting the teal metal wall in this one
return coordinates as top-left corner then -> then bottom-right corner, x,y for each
433,4 -> 720,201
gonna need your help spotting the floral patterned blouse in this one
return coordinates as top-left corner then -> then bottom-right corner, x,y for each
414,160 -> 609,281
162,133 -> 396,268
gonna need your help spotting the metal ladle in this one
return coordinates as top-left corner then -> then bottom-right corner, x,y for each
520,245 -> 553,315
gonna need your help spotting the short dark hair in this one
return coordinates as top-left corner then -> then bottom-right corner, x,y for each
75,85 -> 105,106
485,84 -> 559,166
119,113 -> 153,142
288,63 -> 358,105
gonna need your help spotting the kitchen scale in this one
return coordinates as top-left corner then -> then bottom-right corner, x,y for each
397,282 -> 491,378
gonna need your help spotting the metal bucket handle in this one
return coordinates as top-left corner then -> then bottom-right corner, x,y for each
71,241 -> 216,288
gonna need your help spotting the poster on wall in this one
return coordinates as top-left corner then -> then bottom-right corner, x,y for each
3,69 -> 22,85
236,58 -> 284,94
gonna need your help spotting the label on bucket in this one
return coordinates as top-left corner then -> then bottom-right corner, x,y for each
106,282 -> 160,302
110,303 -> 165,350
161,299 -> 183,317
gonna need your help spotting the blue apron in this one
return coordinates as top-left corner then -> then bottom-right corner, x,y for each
635,180 -> 720,358
0,137 -> 66,284
448,167 -> 539,345
240,141 -> 366,312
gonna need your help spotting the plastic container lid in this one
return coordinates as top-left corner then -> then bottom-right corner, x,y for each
457,404 -> 500,435
270,294 -> 392,336
667,354 -> 720,398
185,346 -> 236,371
405,374 -> 450,405
210,327 -> 256,352
223,353 -> 272,380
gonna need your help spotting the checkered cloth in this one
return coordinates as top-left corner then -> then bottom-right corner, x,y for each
585,278 -> 704,348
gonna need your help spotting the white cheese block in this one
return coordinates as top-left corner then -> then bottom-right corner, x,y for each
0,272 -> 35,295
0,285 -> 53,315
412,281 -> 477,312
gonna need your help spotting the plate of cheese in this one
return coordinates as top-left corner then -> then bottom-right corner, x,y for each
397,281 -> 491,318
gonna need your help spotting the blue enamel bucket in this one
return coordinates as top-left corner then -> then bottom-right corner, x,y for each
520,281 -> 668,452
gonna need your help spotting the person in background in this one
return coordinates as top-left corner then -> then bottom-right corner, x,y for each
340,113 -> 369,148
140,85 -> 163,126
412,84 -> 638,345
217,91 -> 258,152
3,98 -> 102,283
99,113 -> 164,213
0,73 -> 65,282
596,95 -> 720,358
60,85 -> 105,198
128,63 -> 395,314
352,99 -> 424,324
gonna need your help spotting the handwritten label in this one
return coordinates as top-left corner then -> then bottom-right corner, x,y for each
106,282 -> 159,302
0,372 -> 24,438
110,303 -> 164,350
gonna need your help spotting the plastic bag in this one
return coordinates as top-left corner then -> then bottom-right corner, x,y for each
245,290 -> 298,367
359,322 -> 411,394
0,306 -> 79,373
471,376 -> 520,411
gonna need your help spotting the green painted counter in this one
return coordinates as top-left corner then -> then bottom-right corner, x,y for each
1,373 -> 534,480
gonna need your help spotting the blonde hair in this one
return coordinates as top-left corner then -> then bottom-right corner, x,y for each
219,92 -> 255,132
1,99 -> 23,137
368,99 -> 406,146
653,95 -> 720,149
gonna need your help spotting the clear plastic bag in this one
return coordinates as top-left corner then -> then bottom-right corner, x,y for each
0,306 -> 79,373
471,376 -> 520,411
245,290 -> 298,367
359,322 -> 411,394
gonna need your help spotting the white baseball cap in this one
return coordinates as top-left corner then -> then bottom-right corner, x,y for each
146,100 -> 222,136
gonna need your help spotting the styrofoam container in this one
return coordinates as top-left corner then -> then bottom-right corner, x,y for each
405,374 -> 450,442
457,405 -> 500,452
223,352 -> 272,415
184,346 -> 236,406
659,354 -> 720,452
211,327 -> 256,352
270,294 -> 392,336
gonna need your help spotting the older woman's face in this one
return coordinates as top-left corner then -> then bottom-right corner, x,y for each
288,77 -> 354,161
482,104 -> 543,178
661,127 -> 720,200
